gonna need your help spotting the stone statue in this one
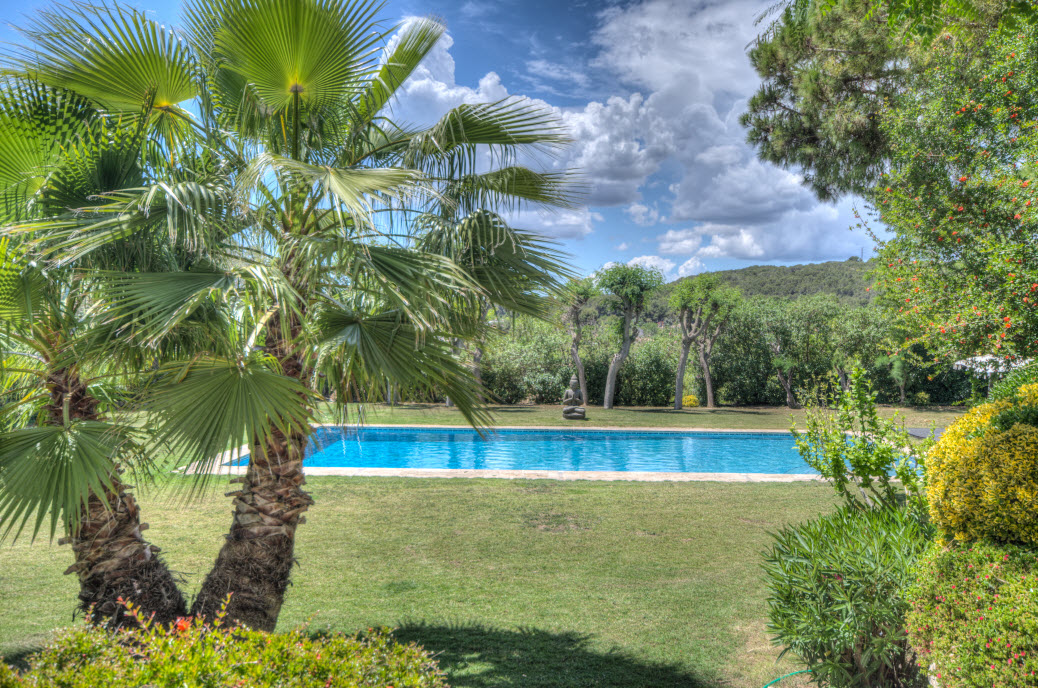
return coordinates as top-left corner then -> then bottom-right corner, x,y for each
562,374 -> 586,420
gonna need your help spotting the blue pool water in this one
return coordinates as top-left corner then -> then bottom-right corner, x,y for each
245,427 -> 814,474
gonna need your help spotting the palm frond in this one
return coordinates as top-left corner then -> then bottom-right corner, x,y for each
355,16 -> 446,123
315,305 -> 491,428
10,2 -> 197,112
0,422 -> 138,542
143,354 -> 317,487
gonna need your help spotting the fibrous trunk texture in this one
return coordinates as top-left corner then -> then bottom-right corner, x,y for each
190,426 -> 312,630
66,477 -> 187,627
48,370 -> 186,628
191,325 -> 313,631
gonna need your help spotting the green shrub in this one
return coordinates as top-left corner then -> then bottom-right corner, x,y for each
1,606 -> 445,687
906,541 -> 1038,688
523,371 -> 563,404
763,506 -> 931,688
615,336 -> 677,406
991,362 -> 1038,401
911,391 -> 930,406
791,368 -> 930,516
927,383 -> 1038,545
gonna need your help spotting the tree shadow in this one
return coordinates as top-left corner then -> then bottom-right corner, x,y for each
393,621 -> 719,688
487,406 -> 538,414
2,647 -> 38,672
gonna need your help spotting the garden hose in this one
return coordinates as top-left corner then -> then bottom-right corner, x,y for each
761,669 -> 812,687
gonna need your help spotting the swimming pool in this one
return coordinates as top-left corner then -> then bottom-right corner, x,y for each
235,427 -> 814,475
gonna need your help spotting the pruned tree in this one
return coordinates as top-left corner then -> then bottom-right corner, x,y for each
596,264 -> 663,410
669,275 -> 741,408
561,277 -> 598,405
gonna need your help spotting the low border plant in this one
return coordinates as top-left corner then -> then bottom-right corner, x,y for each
0,600 -> 445,687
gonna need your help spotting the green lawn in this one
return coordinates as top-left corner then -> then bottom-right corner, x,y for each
3,403 -> 962,687
330,402 -> 963,430
0,478 -> 831,688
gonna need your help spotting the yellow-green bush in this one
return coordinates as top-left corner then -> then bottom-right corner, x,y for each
682,394 -> 699,408
927,383 -> 1038,545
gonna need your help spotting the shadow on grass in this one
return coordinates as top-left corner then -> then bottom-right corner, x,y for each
2,647 -> 38,672
393,621 -> 717,688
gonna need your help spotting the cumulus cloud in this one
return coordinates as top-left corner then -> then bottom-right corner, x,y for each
550,0 -> 864,264
616,242 -> 630,251
625,202 -> 660,227
657,228 -> 702,255
677,257 -> 705,277
628,255 -> 676,277
380,6 -> 869,266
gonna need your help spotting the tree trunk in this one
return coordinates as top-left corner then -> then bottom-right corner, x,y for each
473,345 -> 484,400
570,323 -> 588,406
192,322 -> 314,631
191,423 -> 312,630
47,369 -> 186,628
699,345 -> 716,409
67,475 -> 187,628
837,368 -> 850,392
776,369 -> 799,409
603,313 -> 634,410
674,339 -> 692,410
899,381 -> 907,405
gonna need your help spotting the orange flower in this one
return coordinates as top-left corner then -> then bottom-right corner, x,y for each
175,617 -> 191,633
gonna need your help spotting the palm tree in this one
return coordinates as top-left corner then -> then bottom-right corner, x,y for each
6,0 -> 575,630
0,81 -> 191,626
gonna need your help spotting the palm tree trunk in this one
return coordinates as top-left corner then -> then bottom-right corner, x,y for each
48,369 -> 186,628
190,424 -> 312,630
65,474 -> 186,628
191,324 -> 313,631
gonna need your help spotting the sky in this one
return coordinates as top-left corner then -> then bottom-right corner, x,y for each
0,0 -> 878,279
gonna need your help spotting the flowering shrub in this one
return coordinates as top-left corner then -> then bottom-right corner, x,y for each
927,383 -> 1038,545
762,506 -> 931,688
681,393 -> 699,407
906,542 -> 1038,688
0,602 -> 445,687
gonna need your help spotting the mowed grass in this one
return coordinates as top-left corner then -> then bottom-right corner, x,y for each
1,477 -> 834,688
331,402 -> 964,430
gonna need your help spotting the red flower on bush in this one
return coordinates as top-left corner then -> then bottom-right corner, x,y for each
175,617 -> 191,633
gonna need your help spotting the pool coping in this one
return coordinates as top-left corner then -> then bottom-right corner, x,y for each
184,424 -> 818,483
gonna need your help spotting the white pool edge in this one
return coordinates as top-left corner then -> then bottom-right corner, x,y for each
182,424 -> 818,483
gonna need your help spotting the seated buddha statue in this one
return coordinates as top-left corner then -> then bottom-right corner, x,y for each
562,374 -> 586,420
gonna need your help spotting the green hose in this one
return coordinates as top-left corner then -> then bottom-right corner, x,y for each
762,669 -> 812,687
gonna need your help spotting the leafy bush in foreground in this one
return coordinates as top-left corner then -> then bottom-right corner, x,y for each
927,383 -> 1038,545
0,605 -> 444,688
763,506 -> 930,688
907,542 -> 1038,688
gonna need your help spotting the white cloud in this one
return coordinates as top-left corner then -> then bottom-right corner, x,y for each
526,59 -> 591,89
627,255 -> 675,277
657,228 -> 701,255
510,207 -> 599,240
616,242 -> 629,251
378,7 -> 870,267
678,257 -> 705,277
624,202 -> 660,227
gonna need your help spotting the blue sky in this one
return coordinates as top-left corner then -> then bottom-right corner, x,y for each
0,0 -> 877,278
